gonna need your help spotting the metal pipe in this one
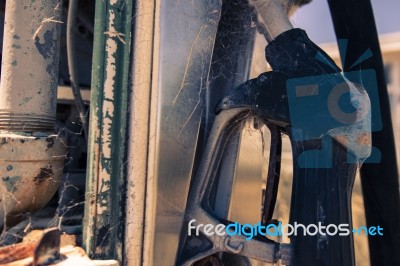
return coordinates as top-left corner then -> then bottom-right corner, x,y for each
248,0 -> 293,42
0,0 -> 66,228
0,0 -> 62,131
67,0 -> 88,139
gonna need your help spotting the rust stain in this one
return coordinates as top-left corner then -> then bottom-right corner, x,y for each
45,137 -> 54,148
33,167 -> 53,184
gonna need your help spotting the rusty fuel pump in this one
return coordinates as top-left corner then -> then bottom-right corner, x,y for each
0,0 -> 397,265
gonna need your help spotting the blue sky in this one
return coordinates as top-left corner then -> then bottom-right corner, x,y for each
291,0 -> 400,44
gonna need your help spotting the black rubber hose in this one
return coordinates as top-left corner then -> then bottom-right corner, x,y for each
67,0 -> 89,140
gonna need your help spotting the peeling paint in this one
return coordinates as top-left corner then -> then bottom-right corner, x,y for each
2,176 -> 21,192
33,167 -> 53,184
0,133 -> 67,228
83,0 -> 133,260
45,137 -> 54,148
0,0 -> 62,132
34,29 -> 55,59
95,4 -> 117,217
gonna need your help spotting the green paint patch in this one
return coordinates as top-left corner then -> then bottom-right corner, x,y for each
13,35 -> 20,40
2,176 -> 21,192
12,44 -> 21,49
11,60 -> 17,66
19,96 -> 32,106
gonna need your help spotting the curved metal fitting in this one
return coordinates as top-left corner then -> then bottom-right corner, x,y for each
217,28 -> 372,163
179,109 -> 289,265
0,133 -> 67,227
181,28 -> 367,265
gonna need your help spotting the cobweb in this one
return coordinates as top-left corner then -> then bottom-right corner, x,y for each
0,0 -> 371,265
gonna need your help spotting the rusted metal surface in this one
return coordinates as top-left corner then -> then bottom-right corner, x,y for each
0,236 -> 37,264
0,134 -> 66,227
33,228 -> 61,266
0,228 -> 119,265
83,0 -> 133,261
0,0 -> 63,132
0,228 -> 60,265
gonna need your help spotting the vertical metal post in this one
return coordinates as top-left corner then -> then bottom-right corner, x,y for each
328,1 -> 400,265
124,0 -> 155,265
83,0 -> 133,260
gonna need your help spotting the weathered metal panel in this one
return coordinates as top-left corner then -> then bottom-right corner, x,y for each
143,1 -> 222,265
